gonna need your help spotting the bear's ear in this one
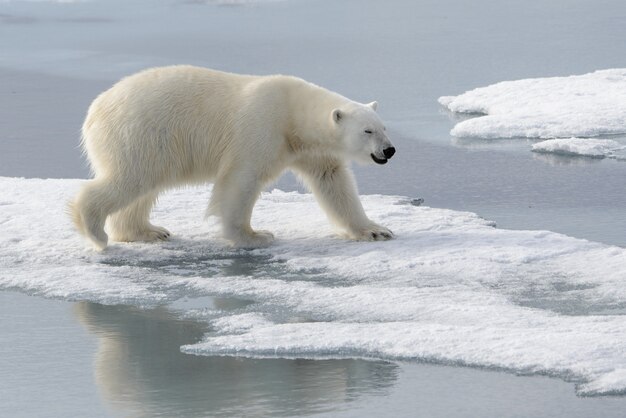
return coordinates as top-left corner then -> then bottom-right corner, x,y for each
367,101 -> 378,111
332,109 -> 343,123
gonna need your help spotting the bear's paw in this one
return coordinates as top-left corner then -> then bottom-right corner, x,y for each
110,225 -> 171,243
349,223 -> 394,242
229,230 -> 275,249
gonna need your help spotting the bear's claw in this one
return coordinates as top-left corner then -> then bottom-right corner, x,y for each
371,231 -> 393,240
109,225 -> 171,243
145,226 -> 171,241
350,224 -> 394,242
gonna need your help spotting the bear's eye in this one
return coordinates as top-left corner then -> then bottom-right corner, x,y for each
364,129 -> 373,134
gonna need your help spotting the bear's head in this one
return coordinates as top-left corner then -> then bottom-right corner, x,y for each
331,101 -> 396,165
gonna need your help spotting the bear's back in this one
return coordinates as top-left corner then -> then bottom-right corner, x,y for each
87,66 -> 253,125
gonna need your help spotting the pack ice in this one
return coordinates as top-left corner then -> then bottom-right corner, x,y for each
2,177 -> 626,395
439,69 -> 626,140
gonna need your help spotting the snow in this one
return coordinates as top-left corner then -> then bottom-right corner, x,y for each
532,137 -> 626,159
439,69 -> 626,139
2,176 -> 626,395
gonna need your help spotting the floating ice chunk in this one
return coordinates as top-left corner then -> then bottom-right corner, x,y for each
532,137 -> 626,159
439,69 -> 626,139
1,177 -> 626,395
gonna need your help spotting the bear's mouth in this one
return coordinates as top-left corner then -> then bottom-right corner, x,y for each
371,153 -> 388,165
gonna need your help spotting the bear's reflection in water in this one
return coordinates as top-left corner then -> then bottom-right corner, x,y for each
75,300 -> 398,417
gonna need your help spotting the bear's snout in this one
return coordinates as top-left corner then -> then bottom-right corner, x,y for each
383,146 -> 396,159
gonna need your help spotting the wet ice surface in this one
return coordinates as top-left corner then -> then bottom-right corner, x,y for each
439,69 -> 626,139
532,138 -> 626,160
2,177 -> 626,396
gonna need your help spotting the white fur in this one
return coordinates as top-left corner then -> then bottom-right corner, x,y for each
70,66 -> 395,250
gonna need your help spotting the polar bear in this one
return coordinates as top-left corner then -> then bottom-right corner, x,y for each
71,66 -> 396,250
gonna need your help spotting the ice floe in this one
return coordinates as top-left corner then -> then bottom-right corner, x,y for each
1,177 -> 626,395
439,69 -> 626,139
532,137 -> 626,159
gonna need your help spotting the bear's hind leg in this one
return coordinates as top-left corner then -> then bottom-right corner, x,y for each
72,177 -> 144,250
107,192 -> 170,243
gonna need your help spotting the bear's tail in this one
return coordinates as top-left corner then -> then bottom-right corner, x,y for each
67,200 -> 86,237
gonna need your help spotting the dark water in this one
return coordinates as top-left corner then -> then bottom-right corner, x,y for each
2,0 -> 626,416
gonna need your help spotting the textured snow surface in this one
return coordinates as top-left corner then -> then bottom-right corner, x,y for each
439,69 -> 626,139
2,177 -> 626,395
532,137 -> 626,159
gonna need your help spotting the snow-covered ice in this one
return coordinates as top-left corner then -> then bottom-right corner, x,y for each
532,137 -> 626,159
439,69 -> 626,139
2,177 -> 626,395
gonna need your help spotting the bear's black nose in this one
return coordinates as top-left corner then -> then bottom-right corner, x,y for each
383,147 -> 396,159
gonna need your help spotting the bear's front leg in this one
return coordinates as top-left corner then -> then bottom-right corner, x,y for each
209,172 -> 275,248
294,160 -> 393,242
